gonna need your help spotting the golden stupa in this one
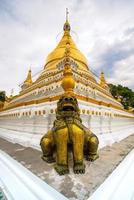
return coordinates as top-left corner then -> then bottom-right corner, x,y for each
38,10 -> 97,84
1,9 -> 123,110
45,19 -> 88,71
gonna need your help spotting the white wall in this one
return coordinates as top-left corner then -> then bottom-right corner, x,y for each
0,100 -> 134,149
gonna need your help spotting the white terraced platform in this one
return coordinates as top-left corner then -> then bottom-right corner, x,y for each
88,149 -> 134,200
0,126 -> 134,150
0,99 -> 134,150
0,150 -> 68,200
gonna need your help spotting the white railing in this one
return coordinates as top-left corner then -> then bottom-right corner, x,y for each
0,150 -> 68,200
88,149 -> 134,200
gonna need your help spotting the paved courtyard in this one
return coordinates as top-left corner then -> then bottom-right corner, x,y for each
0,134 -> 134,200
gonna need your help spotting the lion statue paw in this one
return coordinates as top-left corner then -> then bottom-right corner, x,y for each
86,154 -> 99,162
54,164 -> 69,175
73,163 -> 85,174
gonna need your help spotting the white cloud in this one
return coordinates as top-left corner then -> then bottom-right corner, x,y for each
0,0 -> 134,96
108,55 -> 134,89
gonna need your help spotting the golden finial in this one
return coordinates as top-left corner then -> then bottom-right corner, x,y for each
66,8 -> 69,22
99,71 -> 110,91
24,68 -> 33,84
100,71 -> 106,87
63,8 -> 70,32
21,68 -> 33,90
61,43 -> 75,94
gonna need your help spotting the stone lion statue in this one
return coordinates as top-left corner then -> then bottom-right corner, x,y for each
40,94 -> 99,175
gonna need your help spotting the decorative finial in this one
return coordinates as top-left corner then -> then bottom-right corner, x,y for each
24,68 -> 32,84
61,43 -> 75,94
100,71 -> 106,87
66,8 -> 69,22
63,8 -> 70,32
21,67 -> 33,90
99,71 -> 109,91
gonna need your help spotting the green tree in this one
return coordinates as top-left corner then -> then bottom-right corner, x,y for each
109,84 -> 134,110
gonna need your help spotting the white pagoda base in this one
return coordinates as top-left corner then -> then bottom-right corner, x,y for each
0,99 -> 134,150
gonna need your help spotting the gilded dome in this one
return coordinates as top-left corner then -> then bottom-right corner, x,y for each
44,20 -> 89,71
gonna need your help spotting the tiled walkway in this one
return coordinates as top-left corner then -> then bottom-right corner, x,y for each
0,134 -> 134,200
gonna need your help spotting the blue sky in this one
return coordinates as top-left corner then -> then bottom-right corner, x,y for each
0,0 -> 134,95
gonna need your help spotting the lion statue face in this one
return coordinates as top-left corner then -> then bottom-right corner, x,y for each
56,94 -> 80,118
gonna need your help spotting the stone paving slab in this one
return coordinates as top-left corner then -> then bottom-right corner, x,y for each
0,134 -> 134,200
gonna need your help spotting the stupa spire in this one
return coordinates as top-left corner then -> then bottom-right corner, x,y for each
66,8 -> 69,21
63,8 -> 71,32
21,68 -> 33,90
24,68 -> 32,84
100,71 -> 106,87
99,71 -> 109,91
44,8 -> 91,73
